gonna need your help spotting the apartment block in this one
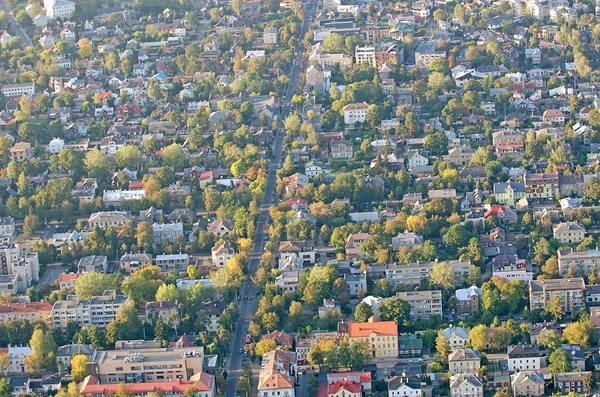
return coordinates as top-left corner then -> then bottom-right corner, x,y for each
529,278 -> 585,313
86,347 -> 204,384
557,249 -> 600,275
52,290 -> 130,329
385,259 -> 471,288
0,83 -> 35,97
396,290 -> 443,320
553,222 -> 586,244
524,172 -> 560,199
0,302 -> 53,328
348,319 -> 398,358
155,254 -> 190,271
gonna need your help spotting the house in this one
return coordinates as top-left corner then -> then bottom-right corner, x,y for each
88,211 -> 130,229
155,254 -> 189,272
327,380 -> 360,397
145,300 -> 178,325
388,375 -> 421,397
558,249 -> 600,275
79,373 -> 215,397
327,373 -> 372,396
257,350 -> 295,397
493,182 -> 526,206
8,346 -> 32,373
507,345 -> 541,371
78,255 -> 108,273
279,240 -> 316,264
9,377 -> 30,394
347,319 -> 398,358
450,374 -> 483,397
443,326 -> 470,351
553,222 -> 586,244
0,217 -> 15,237
444,146 -> 475,166
524,172 -> 560,199
152,223 -> 184,244
345,233 -> 372,259
261,330 -> 293,349
330,140 -> 353,159
56,344 -> 96,369
119,253 -> 152,273
455,286 -> 481,314
511,371 -> 545,397
263,27 -> 278,44
448,348 -> 481,374
285,173 -> 309,193
207,219 -> 234,237
553,372 -> 591,395
407,151 -> 428,170
343,102 -> 369,125
211,243 -> 234,268
397,334 -> 423,357
530,322 -> 561,345
9,142 -> 34,162
561,344 -> 586,370
484,205 -> 518,224
542,109 -> 565,124
529,278 -> 585,312
391,232 -> 423,250
586,285 -> 600,306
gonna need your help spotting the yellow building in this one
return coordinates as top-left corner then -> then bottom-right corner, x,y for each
348,319 -> 398,358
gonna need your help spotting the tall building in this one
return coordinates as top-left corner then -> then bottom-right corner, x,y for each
347,318 -> 398,358
558,249 -> 600,275
52,290 -> 130,329
529,278 -> 585,313
396,290 -> 443,320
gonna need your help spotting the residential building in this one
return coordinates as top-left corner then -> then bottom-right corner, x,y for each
78,255 -> 108,273
206,219 -> 234,237
52,290 -> 130,329
553,372 -> 591,395
0,218 -> 15,237
529,278 -> 585,313
415,41 -> 446,68
102,190 -> 146,206
0,302 -> 53,328
553,222 -> 586,244
211,243 -> 235,268
507,345 -> 542,371
510,371 -> 545,397
155,254 -> 189,271
198,301 -> 226,332
56,344 -> 96,369
347,319 -> 398,358
448,348 -> 481,374
327,380 -> 360,397
450,374 -> 483,397
119,254 -> 152,273
345,233 -> 371,259
145,301 -> 177,325
86,347 -> 204,383
0,274 -> 19,295
493,182 -> 526,206
327,373 -> 372,396
261,330 -> 293,349
279,240 -> 316,264
263,27 -> 278,44
557,248 -> 600,275
45,0 -> 75,19
355,46 -> 377,68
152,223 -> 184,244
455,286 -> 481,314
88,211 -> 131,229
530,322 -> 561,345
79,373 -> 215,397
385,259 -> 471,288
397,334 -> 423,357
9,142 -> 34,162
71,179 -> 98,204
443,326 -> 470,351
275,254 -> 303,293
444,146 -> 475,166
396,290 -> 443,320
8,346 -> 32,373
388,375 -> 421,397
1,83 -> 35,97
330,140 -> 353,159
524,172 -> 560,199
343,102 -> 369,125
562,344 -> 586,370
257,347 -> 295,397
391,232 -> 423,250
57,272 -> 83,289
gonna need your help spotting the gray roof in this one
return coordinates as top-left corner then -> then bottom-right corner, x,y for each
493,181 -> 525,194
443,326 -> 469,340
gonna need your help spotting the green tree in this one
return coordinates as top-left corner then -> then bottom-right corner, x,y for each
70,354 -> 89,381
436,330 -> 450,366
469,324 -> 489,351
548,348 -> 572,373
378,297 -> 411,327
163,143 -> 185,169
546,296 -> 564,321
536,329 -> 561,351
354,302 -> 373,322
154,314 -> 167,342
155,284 -> 180,302
114,145 -> 142,169
255,339 -> 277,356
430,262 -> 455,289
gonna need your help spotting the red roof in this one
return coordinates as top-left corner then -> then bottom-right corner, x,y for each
58,272 -> 83,284
129,181 -> 144,189
80,373 -> 213,395
327,380 -> 360,394
199,171 -> 213,181
0,302 -> 53,313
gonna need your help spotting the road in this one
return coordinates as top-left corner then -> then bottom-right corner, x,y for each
0,0 -> 32,46
224,2 -> 317,397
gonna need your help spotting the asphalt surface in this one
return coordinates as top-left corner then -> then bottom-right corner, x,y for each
0,0 -> 33,47
223,2 -> 318,396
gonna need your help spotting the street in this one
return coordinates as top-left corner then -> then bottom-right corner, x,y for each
223,2 -> 318,397
0,0 -> 32,46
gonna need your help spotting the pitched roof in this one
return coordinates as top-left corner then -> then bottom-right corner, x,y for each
327,380 -> 360,394
347,320 -> 398,338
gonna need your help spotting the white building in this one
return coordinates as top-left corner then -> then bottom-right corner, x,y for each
450,374 -> 483,397
1,83 -> 35,97
52,290 -> 130,329
44,0 -> 75,19
355,46 -> 376,68
263,27 -> 278,44
152,223 -> 184,244
0,217 -> 15,237
343,102 -> 369,125
8,346 -> 32,373
507,345 -> 542,371
102,190 -> 146,206
47,137 -> 65,154
155,254 -> 190,271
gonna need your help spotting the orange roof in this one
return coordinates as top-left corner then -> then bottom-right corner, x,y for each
0,302 -> 53,313
80,374 -> 213,395
328,380 -> 361,394
347,320 -> 398,338
58,273 -> 83,284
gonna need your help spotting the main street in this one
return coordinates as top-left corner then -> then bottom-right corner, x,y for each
224,2 -> 318,396
0,0 -> 32,46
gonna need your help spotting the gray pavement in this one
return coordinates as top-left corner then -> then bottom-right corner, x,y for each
0,0 -> 32,46
223,3 -> 318,396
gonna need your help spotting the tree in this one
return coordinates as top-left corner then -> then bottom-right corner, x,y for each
436,330 -> 450,366
536,329 -> 561,351
163,143 -> 184,169
331,278 -> 350,305
562,320 -> 595,349
85,150 -> 112,181
546,295 -> 564,321
542,257 -> 559,278
354,302 -> 373,322
430,262 -> 455,290
135,222 -> 153,251
74,272 -> 119,299
423,132 -> 448,155
78,38 -> 92,58
255,339 -> 277,356
469,324 -> 489,351
114,145 -> 142,169
283,113 -> 301,135
373,279 -> 393,298
155,284 -> 180,302
321,33 -> 345,53
289,301 -> 304,329
445,224 -> 472,248
378,297 -> 411,326
366,104 -> 381,128
23,210 -> 39,238
70,354 -> 89,381
26,328 -> 57,372
548,348 -> 572,373
154,315 -> 167,342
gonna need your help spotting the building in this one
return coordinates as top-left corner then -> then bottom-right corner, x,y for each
119,254 -> 152,273
507,345 -> 541,371
327,379 -> 360,397
0,302 -> 53,328
57,344 -> 96,369
529,322 -> 561,345
257,347 -> 295,397
397,334 -> 423,357
152,223 -> 184,244
327,373 -> 372,396
388,375 -> 421,397
553,372 -> 591,395
57,272 -> 83,289
52,290 -> 130,329
455,286 -> 481,314
0,274 -> 19,295
145,301 -> 177,325
347,319 -> 398,358
448,348 -> 481,374
0,218 -> 15,237
443,326 -> 470,351
385,259 -> 471,288
529,278 -> 585,313
493,182 -> 526,206
558,249 -> 600,275
206,219 -> 234,237
275,254 -> 303,293
343,102 -> 369,125
45,0 -> 75,18
198,301 -> 226,332
9,142 -> 34,162
263,26 -> 278,44
553,222 -> 586,244
8,346 -> 32,373
396,290 -> 443,320
279,240 -> 316,264
391,232 -> 423,250
330,140 -> 353,159
155,254 -> 189,271
103,190 -> 146,206
8,252 -> 39,291
450,374 -> 483,397
524,172 -> 560,199
510,371 -> 544,397
88,211 -> 130,229
261,330 -> 293,349
211,243 -> 234,268
1,83 -> 35,97
355,46 -> 377,68
345,233 -> 371,259
415,41 -> 446,68
86,347 -> 204,383
79,372 -> 215,397
562,344 -> 586,370
78,256 -> 108,273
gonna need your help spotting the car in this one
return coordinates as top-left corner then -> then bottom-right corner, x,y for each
383,371 -> 388,377
239,348 -> 243,354
417,358 -> 423,362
